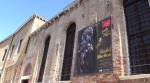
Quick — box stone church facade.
[0,0,150,83]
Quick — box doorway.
[21,79,29,83]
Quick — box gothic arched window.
[61,23,76,81]
[38,36,50,82]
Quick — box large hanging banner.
[75,17,113,75]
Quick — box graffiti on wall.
[75,17,113,75]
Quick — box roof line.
[43,0,85,28]
[0,14,47,44]
[30,0,85,37]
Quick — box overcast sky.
[0,0,74,41]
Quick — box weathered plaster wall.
[1,0,150,83]
[31,17,45,33]
[0,38,12,69]
[1,16,46,83]
[19,0,130,83]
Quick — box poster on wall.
[75,17,113,75]
[96,17,113,73]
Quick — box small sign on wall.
[75,17,113,75]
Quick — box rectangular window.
[2,49,7,61]
[17,39,23,53]
[10,45,15,58]
[25,37,30,54]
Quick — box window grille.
[61,23,76,81]
[124,0,150,74]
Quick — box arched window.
[61,23,76,81]
[38,36,50,82]
[124,0,150,74]
[24,64,32,76]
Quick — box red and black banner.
[75,17,113,75]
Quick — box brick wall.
[19,0,127,82]
[1,0,150,83]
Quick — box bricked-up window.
[17,39,23,53]
[2,49,7,61]
[38,36,50,82]
[124,0,150,74]
[61,23,76,81]
[10,45,15,58]
[24,64,32,76]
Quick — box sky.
[0,0,74,41]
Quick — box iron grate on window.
[61,23,76,81]
[124,0,150,74]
